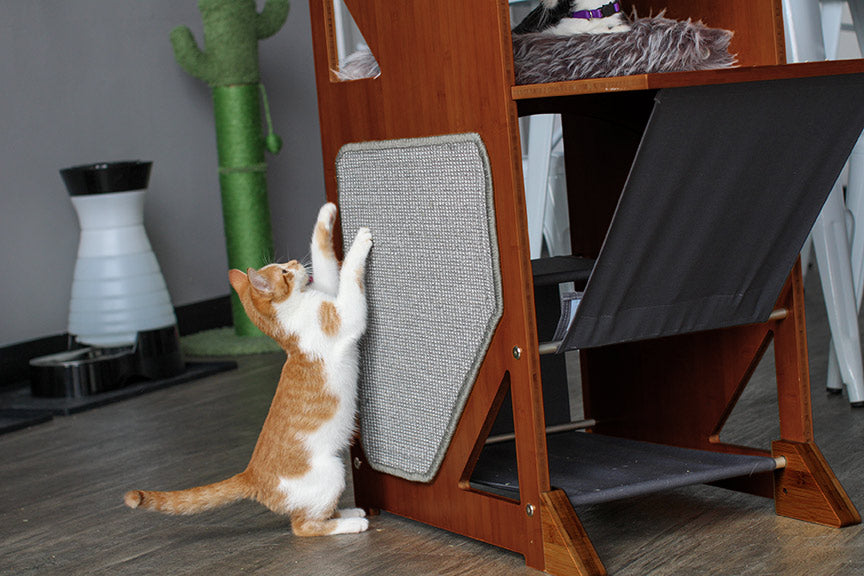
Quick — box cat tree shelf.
[472,431,782,507]
[512,59,864,101]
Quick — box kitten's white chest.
[550,16,629,35]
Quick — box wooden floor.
[3,272,864,576]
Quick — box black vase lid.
[60,161,152,196]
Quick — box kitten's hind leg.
[291,513,370,536]
[328,516,369,534]
[311,203,340,296]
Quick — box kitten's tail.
[124,473,255,515]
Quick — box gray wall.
[0,0,325,347]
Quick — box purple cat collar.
[571,2,621,20]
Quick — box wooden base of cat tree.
[348,264,859,575]
[308,1,862,573]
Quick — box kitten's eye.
[281,269,289,274]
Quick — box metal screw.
[353,457,362,470]
[525,503,535,517]
[513,346,522,359]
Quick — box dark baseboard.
[0,295,233,391]
[175,295,232,337]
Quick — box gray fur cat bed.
[513,14,735,85]
[336,14,734,84]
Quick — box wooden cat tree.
[307,1,864,574]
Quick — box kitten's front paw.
[344,228,372,274]
[352,227,373,254]
[317,202,338,232]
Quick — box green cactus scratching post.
[171,0,289,348]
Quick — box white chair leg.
[826,341,843,393]
[846,4,864,310]
[827,132,864,400]
[812,187,864,405]
[847,0,864,54]
[784,0,827,61]
[801,231,815,278]
[524,114,555,260]
[820,0,845,59]
[847,134,864,306]
[542,142,573,257]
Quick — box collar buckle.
[571,2,622,20]
[599,2,619,17]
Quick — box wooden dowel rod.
[484,419,596,445]
[538,309,789,356]
[769,308,788,321]
[538,341,561,355]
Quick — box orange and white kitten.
[124,203,373,537]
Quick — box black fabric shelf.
[471,430,778,507]
[531,255,595,289]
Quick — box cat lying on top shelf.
[124,203,374,537]
[514,0,631,35]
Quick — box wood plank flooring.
[2,272,864,575]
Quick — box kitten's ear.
[247,268,274,296]
[228,269,248,295]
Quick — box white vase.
[61,161,176,347]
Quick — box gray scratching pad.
[337,134,502,482]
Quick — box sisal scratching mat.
[337,134,502,483]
